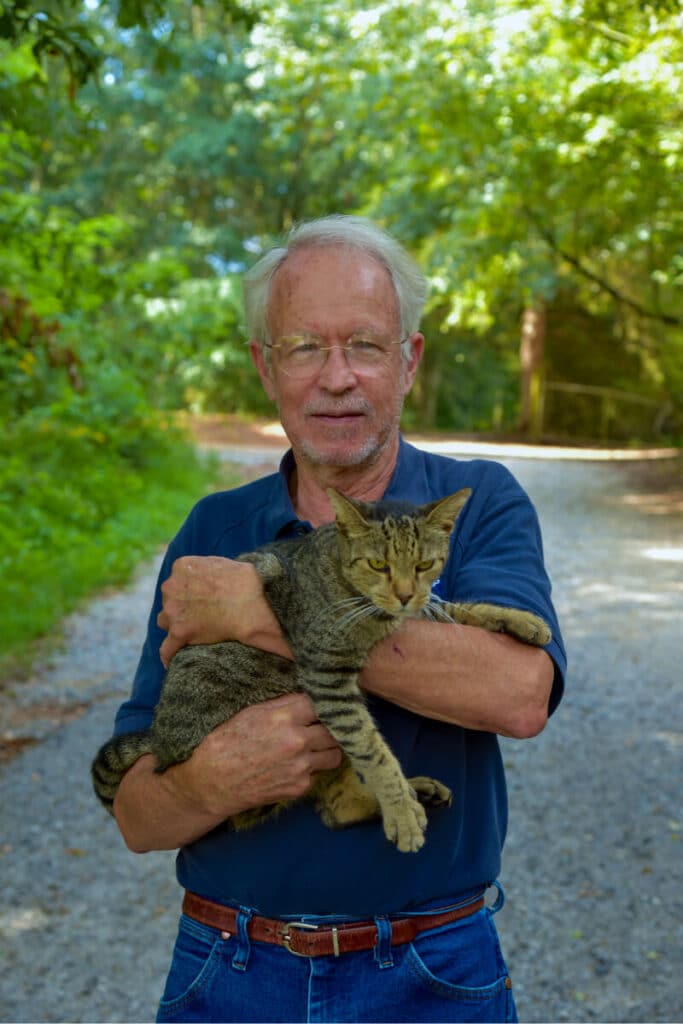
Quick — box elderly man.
[109,215,565,1023]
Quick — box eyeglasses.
[264,333,407,379]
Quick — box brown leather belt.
[182,890,485,958]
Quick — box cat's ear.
[424,488,472,534]
[327,488,371,536]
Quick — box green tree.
[2,0,681,438]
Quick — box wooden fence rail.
[538,382,673,442]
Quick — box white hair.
[243,215,428,351]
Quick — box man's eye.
[278,340,322,363]
[349,338,382,354]
[289,340,319,355]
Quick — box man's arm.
[156,556,555,740]
[114,693,342,853]
[361,619,554,738]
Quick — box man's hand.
[157,556,289,666]
[169,693,343,819]
[114,694,343,852]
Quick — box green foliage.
[0,389,219,659]
[0,0,258,91]
[1,0,682,450]
[123,274,272,413]
[0,289,223,659]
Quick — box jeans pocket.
[405,911,516,1019]
[157,915,225,1020]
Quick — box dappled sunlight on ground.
[412,438,680,462]
[640,545,683,563]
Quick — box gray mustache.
[303,403,371,416]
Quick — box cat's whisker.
[330,595,368,612]
[338,607,374,628]
[329,595,372,626]
[335,601,380,630]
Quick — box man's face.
[250,246,423,471]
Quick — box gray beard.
[295,409,403,470]
[297,434,383,468]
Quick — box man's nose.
[316,345,359,390]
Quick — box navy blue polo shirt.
[114,437,565,917]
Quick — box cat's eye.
[368,558,390,572]
[416,559,435,572]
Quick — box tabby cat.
[92,487,550,853]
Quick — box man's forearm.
[113,695,342,854]
[361,619,555,738]
[114,755,231,853]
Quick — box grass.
[0,419,239,678]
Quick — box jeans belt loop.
[374,915,394,970]
[487,880,506,915]
[231,906,253,972]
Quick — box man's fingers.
[247,695,341,762]
[158,634,181,668]
[305,722,340,753]
[309,739,344,772]
[266,692,320,725]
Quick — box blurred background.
[1,0,681,662]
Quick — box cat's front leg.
[301,668,429,852]
[441,601,551,646]
[361,742,428,852]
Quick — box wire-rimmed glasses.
[264,333,407,379]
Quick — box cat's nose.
[396,591,413,607]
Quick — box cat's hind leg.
[313,762,380,828]
[409,775,452,808]
[314,763,452,830]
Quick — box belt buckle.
[282,921,341,957]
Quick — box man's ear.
[401,332,425,397]
[249,340,277,402]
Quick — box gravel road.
[1,443,681,1024]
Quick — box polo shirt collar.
[272,449,310,538]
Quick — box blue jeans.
[156,886,518,1023]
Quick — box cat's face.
[328,489,472,617]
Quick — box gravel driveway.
[1,443,681,1023]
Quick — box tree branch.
[527,213,682,327]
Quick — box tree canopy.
[2,0,682,439]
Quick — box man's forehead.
[269,244,398,318]
[279,241,381,270]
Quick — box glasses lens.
[272,337,399,378]
[276,338,324,378]
[346,338,392,373]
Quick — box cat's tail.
[91,730,152,815]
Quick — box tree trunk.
[518,302,546,440]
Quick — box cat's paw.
[510,612,551,646]
[382,797,427,852]
[409,776,452,808]
[475,605,551,646]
